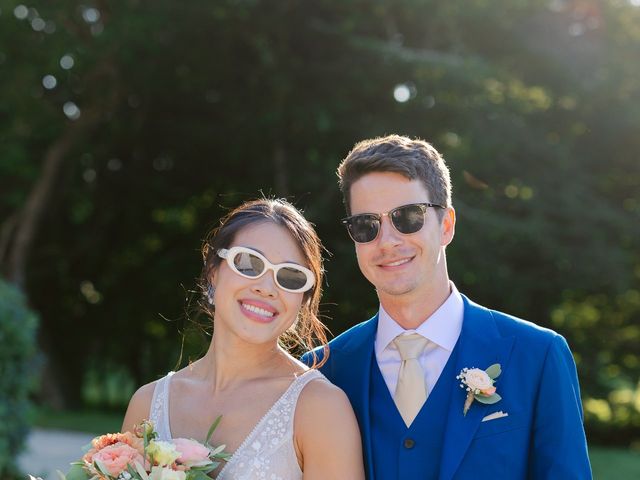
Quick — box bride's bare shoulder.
[296,375,353,419]
[294,374,364,478]
[295,374,358,436]
[121,379,160,433]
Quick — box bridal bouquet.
[52,418,230,480]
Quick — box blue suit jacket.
[308,295,592,479]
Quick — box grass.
[30,407,124,435]
[28,409,640,478]
[590,446,640,479]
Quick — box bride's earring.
[207,284,216,305]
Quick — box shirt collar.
[375,282,464,357]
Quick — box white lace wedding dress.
[149,369,326,480]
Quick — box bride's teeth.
[385,258,410,267]
[242,303,274,317]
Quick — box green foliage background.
[1,0,639,447]
[0,279,38,476]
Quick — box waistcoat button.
[404,438,415,449]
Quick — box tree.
[1,0,638,443]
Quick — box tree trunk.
[0,108,104,409]
[4,120,92,287]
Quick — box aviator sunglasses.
[217,246,315,293]
[342,202,446,244]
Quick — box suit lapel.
[334,316,378,480]
[439,296,515,480]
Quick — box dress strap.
[287,369,326,402]
[149,371,174,441]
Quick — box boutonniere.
[456,363,502,416]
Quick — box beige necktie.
[393,333,428,426]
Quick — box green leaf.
[186,471,213,480]
[143,429,152,470]
[134,460,150,480]
[206,415,223,444]
[475,393,502,405]
[210,443,227,456]
[64,463,90,480]
[94,459,111,477]
[188,465,215,473]
[485,363,502,379]
[127,464,144,480]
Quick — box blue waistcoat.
[369,344,460,480]
[305,296,592,479]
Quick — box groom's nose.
[377,216,403,249]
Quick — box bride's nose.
[251,272,278,298]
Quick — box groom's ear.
[440,207,456,247]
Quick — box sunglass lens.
[348,215,380,243]
[233,251,264,277]
[277,267,308,291]
[391,205,424,234]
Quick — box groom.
[309,135,591,479]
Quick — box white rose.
[148,466,187,480]
[147,440,181,467]
[462,368,493,393]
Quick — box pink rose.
[84,431,144,463]
[480,385,497,396]
[91,442,144,476]
[173,438,211,467]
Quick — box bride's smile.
[211,221,307,346]
[122,199,364,480]
[238,299,278,323]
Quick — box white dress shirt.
[375,282,464,398]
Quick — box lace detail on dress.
[149,371,174,441]
[217,369,325,480]
[148,369,326,479]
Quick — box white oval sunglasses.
[217,246,315,293]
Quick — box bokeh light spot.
[443,132,461,148]
[82,7,100,23]
[60,54,75,70]
[393,84,411,103]
[80,281,102,303]
[14,5,28,19]
[44,20,56,34]
[505,185,519,198]
[42,74,57,89]
[63,101,81,120]
[107,158,123,171]
[83,169,97,183]
[520,186,534,200]
[422,96,435,108]
[31,17,45,31]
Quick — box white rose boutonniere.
[456,363,502,416]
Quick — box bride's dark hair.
[199,198,329,368]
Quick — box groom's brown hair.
[337,134,452,221]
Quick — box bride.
[122,198,364,479]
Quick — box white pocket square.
[482,410,509,422]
